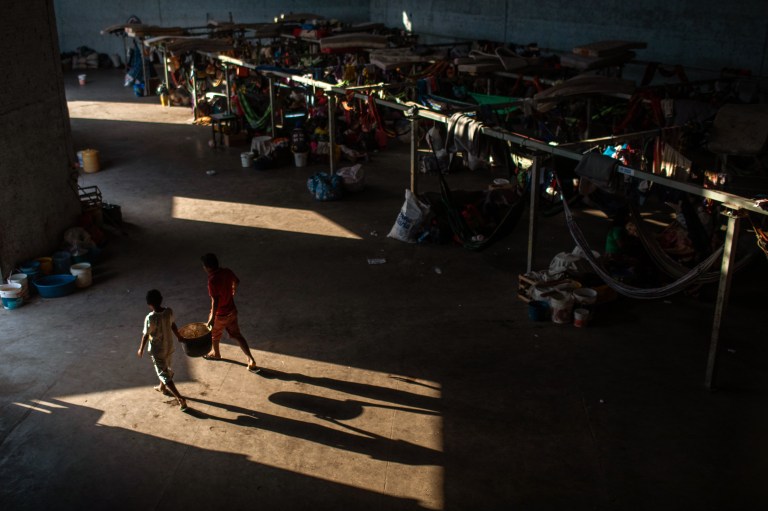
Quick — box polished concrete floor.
[1,69,767,510]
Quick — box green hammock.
[238,91,272,129]
[466,92,523,114]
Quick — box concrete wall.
[371,0,768,76]
[0,0,80,278]
[54,0,371,58]
[55,1,767,76]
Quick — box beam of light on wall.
[172,196,363,240]
[402,11,413,32]
[68,100,194,124]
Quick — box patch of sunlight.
[582,208,670,228]
[643,218,670,228]
[30,399,68,409]
[54,350,443,509]
[171,196,363,240]
[68,100,194,124]
[12,402,52,414]
[581,208,610,219]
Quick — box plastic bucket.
[8,274,29,300]
[549,291,574,324]
[81,149,100,173]
[102,203,123,226]
[0,283,22,298]
[240,152,253,167]
[52,251,72,274]
[294,152,308,167]
[178,322,213,357]
[1,283,23,310]
[78,74,86,85]
[528,300,550,321]
[36,257,53,275]
[573,288,597,306]
[574,308,590,328]
[72,250,89,264]
[20,260,41,275]
[70,262,93,288]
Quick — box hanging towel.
[445,113,485,158]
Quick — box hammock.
[437,171,528,251]
[627,201,756,284]
[237,90,271,129]
[558,176,725,299]
[466,92,522,115]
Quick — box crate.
[517,274,536,303]
[78,185,102,212]
[518,273,583,303]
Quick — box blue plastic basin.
[33,275,77,298]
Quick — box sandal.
[203,354,221,361]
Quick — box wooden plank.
[572,40,647,58]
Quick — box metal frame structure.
[210,53,766,389]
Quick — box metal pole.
[268,77,276,138]
[140,39,149,97]
[526,156,541,272]
[163,49,169,96]
[223,64,232,115]
[408,109,418,194]
[191,61,198,120]
[327,93,337,175]
[705,210,743,390]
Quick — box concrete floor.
[1,69,767,510]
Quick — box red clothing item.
[207,268,239,316]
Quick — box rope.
[748,215,768,260]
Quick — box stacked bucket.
[3,251,94,310]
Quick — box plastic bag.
[387,189,430,243]
[336,164,365,192]
[307,172,343,201]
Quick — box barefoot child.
[137,289,188,411]
[200,253,259,372]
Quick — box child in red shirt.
[201,253,259,372]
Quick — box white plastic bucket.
[573,288,597,306]
[574,308,590,327]
[70,262,93,288]
[8,274,29,300]
[0,283,22,298]
[1,283,23,310]
[294,152,308,167]
[240,152,253,167]
[78,74,87,85]
[549,291,574,324]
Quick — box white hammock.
[560,181,725,299]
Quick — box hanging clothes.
[658,143,692,180]
[444,113,487,170]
